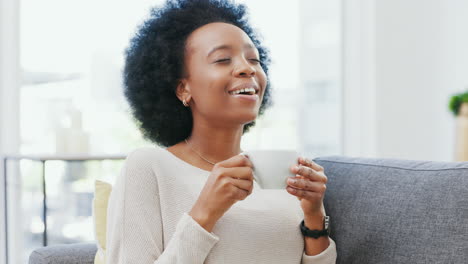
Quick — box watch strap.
[300,216,330,239]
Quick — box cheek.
[204,73,228,97]
[257,69,268,94]
[190,72,230,106]
[190,67,227,92]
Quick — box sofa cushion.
[315,156,468,264]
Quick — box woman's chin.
[218,109,259,126]
[237,112,258,124]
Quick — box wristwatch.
[300,216,330,238]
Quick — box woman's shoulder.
[116,146,171,186]
[124,146,168,166]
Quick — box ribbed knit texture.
[106,147,336,263]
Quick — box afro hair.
[124,0,272,147]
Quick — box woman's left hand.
[286,157,328,217]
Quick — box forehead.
[185,22,257,55]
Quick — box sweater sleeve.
[301,238,337,264]
[105,149,219,264]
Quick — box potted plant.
[449,90,468,161]
[449,91,468,116]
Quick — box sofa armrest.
[29,243,97,264]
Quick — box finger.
[290,165,327,183]
[287,178,326,193]
[219,167,254,181]
[215,154,254,169]
[234,187,250,201]
[286,186,324,200]
[298,157,324,171]
[230,178,254,193]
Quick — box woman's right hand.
[189,154,255,232]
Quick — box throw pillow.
[92,180,112,264]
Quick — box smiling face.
[177,22,268,129]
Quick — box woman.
[106,0,337,263]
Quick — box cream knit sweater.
[106,147,336,263]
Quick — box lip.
[228,82,260,95]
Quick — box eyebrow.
[207,43,256,57]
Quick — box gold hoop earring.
[182,99,189,107]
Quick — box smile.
[228,87,257,95]
[229,93,259,102]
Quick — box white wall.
[375,0,468,161]
[344,0,468,161]
[0,0,20,262]
[0,0,20,152]
[342,0,377,158]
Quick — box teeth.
[229,87,256,95]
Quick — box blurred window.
[20,0,341,157]
[15,0,341,262]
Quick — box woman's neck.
[186,128,243,163]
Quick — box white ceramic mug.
[243,150,300,189]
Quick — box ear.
[176,79,191,103]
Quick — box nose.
[234,58,256,77]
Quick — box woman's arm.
[286,158,337,263]
[303,214,330,255]
[105,149,219,264]
[301,238,337,264]
[301,214,337,263]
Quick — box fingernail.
[287,178,296,184]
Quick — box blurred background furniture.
[3,155,125,264]
[28,155,468,264]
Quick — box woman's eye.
[215,58,231,63]
[250,58,261,64]
[214,58,261,64]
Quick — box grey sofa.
[29,156,468,264]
